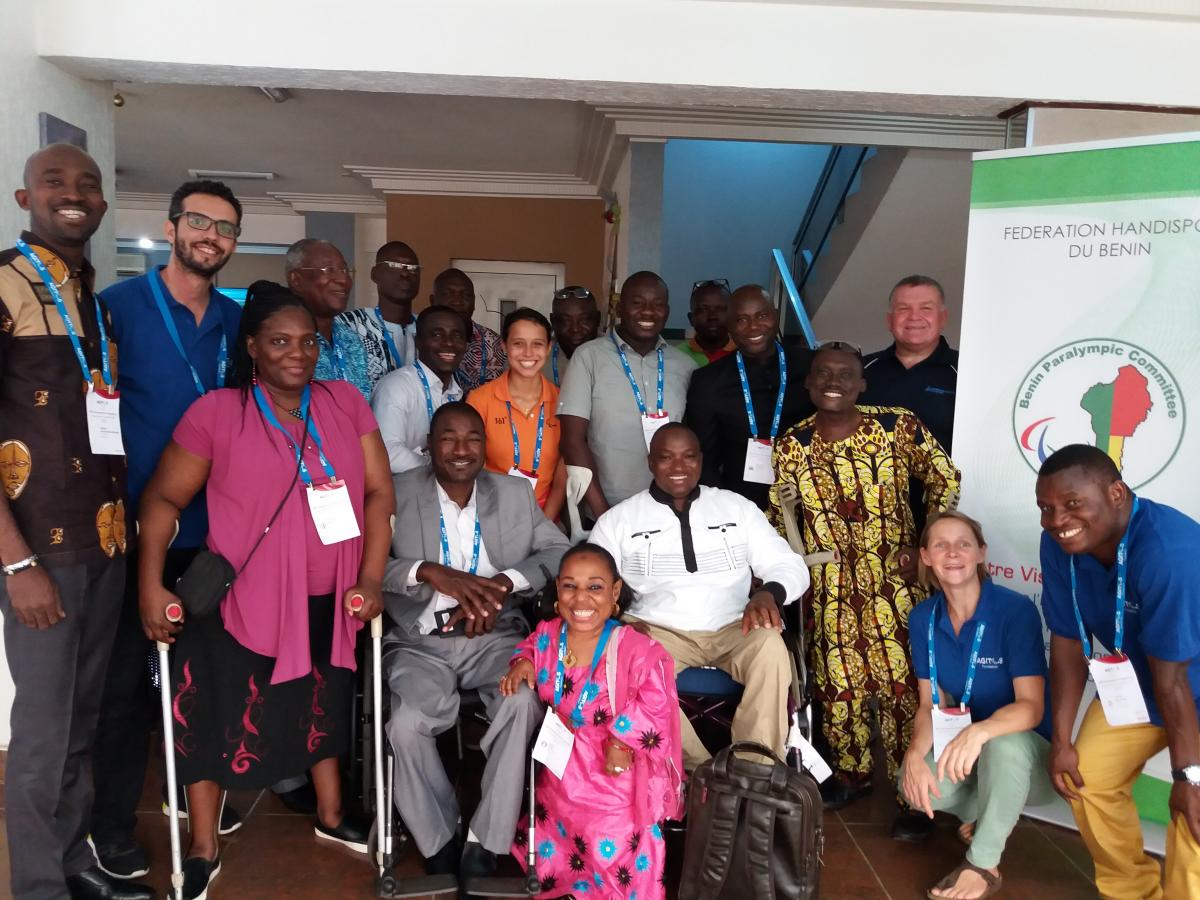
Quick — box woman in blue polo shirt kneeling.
[899,510,1054,900]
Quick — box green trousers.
[898,730,1054,868]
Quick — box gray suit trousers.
[385,620,541,857]
[0,558,124,900]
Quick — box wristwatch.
[1171,765,1200,786]
[1,554,39,576]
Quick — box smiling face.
[505,318,550,379]
[16,144,107,252]
[806,348,865,413]
[728,288,778,358]
[887,283,947,357]
[556,550,622,639]
[1036,466,1127,558]
[648,426,702,501]
[920,516,987,591]
[166,192,238,277]
[617,274,669,344]
[430,408,485,486]
[416,309,468,376]
[246,306,320,393]
[288,242,353,317]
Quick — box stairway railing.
[770,248,817,349]
[791,145,871,298]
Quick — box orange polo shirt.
[467,372,561,508]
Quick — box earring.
[251,361,258,386]
[612,601,620,618]
[554,601,561,616]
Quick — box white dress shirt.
[372,358,464,473]
[407,482,531,634]
[590,485,811,632]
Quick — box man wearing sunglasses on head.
[93,179,246,882]
[340,241,421,390]
[544,285,601,387]
[679,279,735,367]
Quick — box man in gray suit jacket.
[383,402,569,884]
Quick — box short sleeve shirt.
[910,580,1052,739]
[556,332,697,506]
[1040,496,1200,725]
[466,372,561,508]
[315,319,372,400]
[861,338,958,452]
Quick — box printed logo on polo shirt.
[1013,338,1185,489]
[975,656,1005,668]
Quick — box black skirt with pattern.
[169,594,353,790]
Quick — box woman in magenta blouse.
[138,282,394,897]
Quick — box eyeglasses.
[692,278,730,292]
[553,286,594,301]
[295,266,355,279]
[378,260,421,274]
[171,211,241,239]
[816,339,863,357]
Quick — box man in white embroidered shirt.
[590,423,811,768]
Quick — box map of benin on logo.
[1013,338,1185,489]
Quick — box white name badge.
[743,438,774,485]
[532,707,574,779]
[86,388,125,455]
[1089,654,1152,727]
[507,466,539,493]
[641,412,669,450]
[932,706,973,761]
[786,718,833,783]
[306,480,361,545]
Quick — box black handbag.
[173,406,307,617]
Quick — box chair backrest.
[565,464,594,542]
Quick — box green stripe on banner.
[971,141,1200,208]
[1132,774,1171,826]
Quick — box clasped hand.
[420,563,512,636]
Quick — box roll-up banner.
[955,132,1200,846]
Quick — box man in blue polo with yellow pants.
[1037,444,1200,900]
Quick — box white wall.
[114,207,305,247]
[352,215,387,310]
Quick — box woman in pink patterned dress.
[501,542,684,899]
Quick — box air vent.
[187,169,275,181]
[116,253,147,277]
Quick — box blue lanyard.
[1070,495,1139,658]
[554,619,618,727]
[506,400,545,474]
[414,362,437,420]
[252,384,336,487]
[319,323,348,380]
[610,332,664,417]
[438,509,481,575]
[736,343,787,441]
[928,599,986,710]
[16,239,111,391]
[551,343,560,387]
[147,269,227,395]
[373,307,407,368]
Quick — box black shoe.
[66,866,153,900]
[181,856,221,900]
[819,778,873,810]
[87,835,150,879]
[161,787,243,835]
[460,841,498,881]
[274,781,319,816]
[424,835,463,876]
[891,809,936,842]
[315,811,370,854]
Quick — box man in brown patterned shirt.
[0,144,149,900]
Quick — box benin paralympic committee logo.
[1013,338,1185,489]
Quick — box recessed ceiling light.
[137,237,155,249]
[188,169,275,181]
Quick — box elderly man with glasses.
[340,241,422,389]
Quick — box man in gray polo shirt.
[558,271,697,516]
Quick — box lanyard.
[148,269,227,395]
[506,400,545,474]
[319,323,348,380]
[554,618,618,726]
[439,508,481,575]
[1070,495,1139,658]
[16,239,111,391]
[252,384,336,487]
[610,332,664,417]
[414,362,437,420]
[929,599,986,710]
[737,342,788,441]
[373,307,407,368]
[551,343,560,387]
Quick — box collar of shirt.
[612,329,669,355]
[936,578,996,640]
[649,481,700,515]
[417,357,464,403]
[19,230,95,288]
[688,336,736,362]
[877,336,956,370]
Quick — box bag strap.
[697,789,741,897]
[745,800,778,900]
[236,399,309,578]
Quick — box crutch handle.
[371,615,383,639]
[165,602,184,623]
[349,592,365,612]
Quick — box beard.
[175,235,230,277]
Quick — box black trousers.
[89,547,198,847]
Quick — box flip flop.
[957,821,976,846]
[927,860,1002,900]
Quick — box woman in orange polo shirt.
[467,308,566,521]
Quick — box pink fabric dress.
[510,620,684,900]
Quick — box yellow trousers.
[1071,700,1200,900]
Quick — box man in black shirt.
[861,274,958,452]
[684,285,813,509]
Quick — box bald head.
[648,422,698,455]
[648,423,701,504]
[16,143,107,258]
[22,143,100,189]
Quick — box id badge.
[932,706,973,761]
[1089,654,1151,726]
[532,707,575,779]
[786,715,832,783]
[507,466,539,493]
[86,387,125,455]
[641,412,669,450]
[306,479,361,545]
[743,438,774,484]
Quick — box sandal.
[957,821,976,846]
[927,860,1002,900]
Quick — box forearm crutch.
[159,601,186,900]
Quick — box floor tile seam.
[1030,819,1093,882]
[837,811,895,900]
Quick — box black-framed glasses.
[378,260,421,274]
[816,339,863,357]
[295,265,355,279]
[553,286,595,301]
[171,211,241,239]
[692,278,731,293]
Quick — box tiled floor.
[0,745,1102,899]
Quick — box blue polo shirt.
[910,580,1052,740]
[100,268,242,548]
[1040,496,1200,726]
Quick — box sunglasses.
[295,265,355,279]
[378,260,421,274]
[554,286,595,301]
[692,278,731,292]
[816,339,864,357]
[172,211,241,239]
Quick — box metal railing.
[770,248,817,349]
[791,145,871,296]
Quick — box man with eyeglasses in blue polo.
[93,179,246,880]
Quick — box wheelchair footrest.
[462,874,534,897]
[378,873,458,897]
